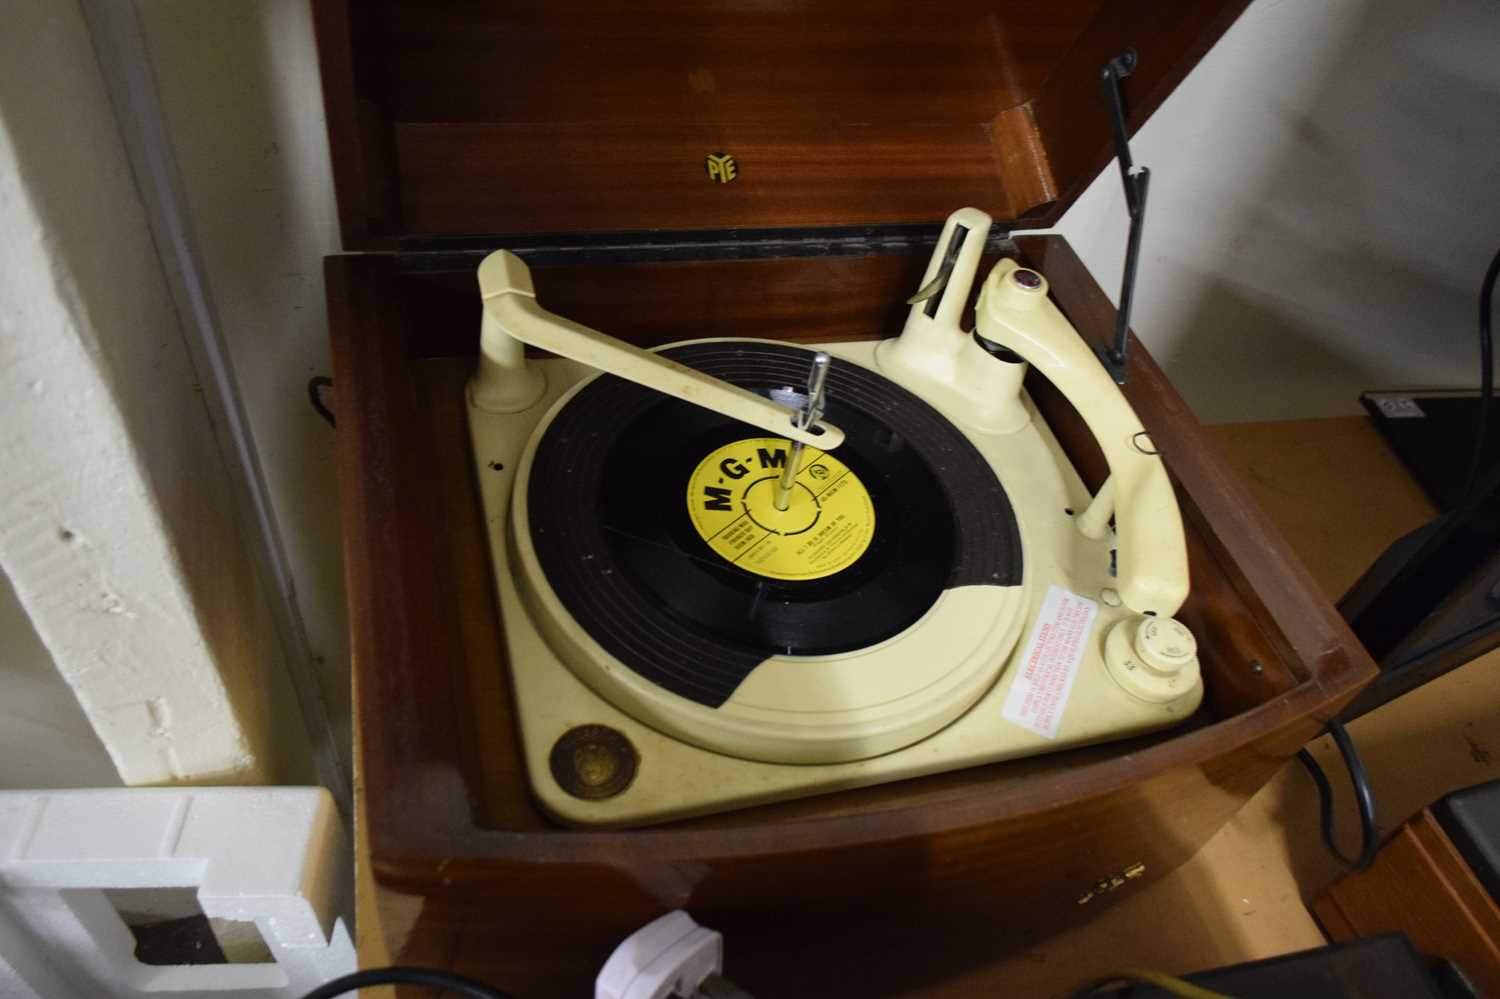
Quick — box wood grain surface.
[327,234,1375,997]
[1315,809,1500,997]
[310,0,1252,245]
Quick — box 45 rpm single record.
[522,341,1023,710]
[684,437,874,582]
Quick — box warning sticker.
[685,437,874,581]
[1002,585,1100,739]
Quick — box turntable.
[468,208,1203,825]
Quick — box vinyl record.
[525,341,1022,708]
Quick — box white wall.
[1055,0,1500,422]
[0,0,314,787]
[0,570,119,789]
[133,0,350,756]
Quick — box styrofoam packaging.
[0,788,353,997]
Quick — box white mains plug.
[597,911,756,999]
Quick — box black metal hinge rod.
[1098,49,1151,385]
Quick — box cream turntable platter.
[466,207,1201,827]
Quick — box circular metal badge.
[549,725,638,800]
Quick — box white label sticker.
[1369,394,1424,419]
[1002,585,1100,739]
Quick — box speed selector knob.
[1103,615,1201,704]
[1134,617,1197,675]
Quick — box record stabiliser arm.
[471,250,844,450]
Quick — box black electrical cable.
[308,375,336,428]
[1461,246,1500,506]
[300,966,515,999]
[1296,719,1378,872]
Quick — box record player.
[468,208,1204,825]
[316,1,1379,992]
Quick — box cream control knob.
[1103,615,1202,704]
[1134,616,1197,676]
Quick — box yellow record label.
[685,437,874,581]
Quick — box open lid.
[313,1,1250,251]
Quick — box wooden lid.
[313,1,1249,251]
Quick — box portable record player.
[315,1,1378,994]
[467,208,1205,825]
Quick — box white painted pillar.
[0,1,315,786]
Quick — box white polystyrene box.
[0,788,353,998]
